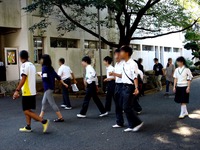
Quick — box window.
[130,44,140,51]
[84,40,107,49]
[33,37,43,63]
[50,37,78,48]
[142,45,153,51]
[164,47,171,52]
[173,48,180,53]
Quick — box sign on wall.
[6,50,17,65]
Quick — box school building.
[0,0,193,81]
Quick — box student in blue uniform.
[120,46,143,132]
[173,57,193,119]
[77,56,108,118]
[103,56,115,112]
[39,54,68,122]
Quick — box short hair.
[59,58,65,64]
[103,56,113,64]
[20,50,29,60]
[82,56,91,64]
[120,45,133,56]
[114,49,120,53]
[41,54,52,67]
[154,58,158,62]
[138,58,143,64]
[176,56,187,67]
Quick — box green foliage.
[184,30,200,66]
[24,0,200,47]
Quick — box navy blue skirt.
[174,86,189,103]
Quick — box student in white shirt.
[58,58,77,110]
[109,49,124,127]
[77,56,108,118]
[120,46,143,132]
[103,56,115,112]
[173,56,193,119]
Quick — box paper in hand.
[37,72,42,77]
[71,84,79,92]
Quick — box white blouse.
[173,66,193,87]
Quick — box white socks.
[180,104,188,117]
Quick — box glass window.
[34,37,43,47]
[130,44,140,51]
[142,45,153,51]
[173,48,179,52]
[84,40,107,49]
[33,37,43,63]
[67,39,78,48]
[164,47,171,52]
[50,37,78,48]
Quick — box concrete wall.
[0,0,21,28]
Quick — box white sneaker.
[99,112,108,117]
[133,122,144,132]
[65,107,72,110]
[179,112,189,119]
[124,128,133,132]
[112,124,123,128]
[77,114,86,118]
[61,105,66,108]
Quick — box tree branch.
[136,27,161,32]
[132,20,199,40]
[57,4,119,47]
[129,0,161,39]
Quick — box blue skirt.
[174,86,189,103]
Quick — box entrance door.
[4,48,20,81]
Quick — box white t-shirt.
[122,59,138,84]
[114,61,123,83]
[106,65,115,79]
[85,65,98,85]
[173,66,193,87]
[58,64,72,80]
[20,62,36,96]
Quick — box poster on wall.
[6,50,17,65]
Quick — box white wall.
[0,0,21,28]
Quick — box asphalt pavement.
[0,78,200,150]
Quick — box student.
[77,56,108,118]
[138,58,145,96]
[120,46,143,132]
[173,57,193,119]
[58,58,77,110]
[103,56,115,112]
[109,49,124,127]
[133,68,143,114]
[138,58,144,73]
[13,50,49,133]
[39,54,68,122]
[153,58,164,91]
[165,58,175,95]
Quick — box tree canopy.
[184,30,200,66]
[24,0,200,48]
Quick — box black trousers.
[122,84,142,128]
[62,78,71,107]
[114,83,124,126]
[105,80,115,112]
[133,95,142,113]
[80,82,106,115]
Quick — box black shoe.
[54,118,64,122]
